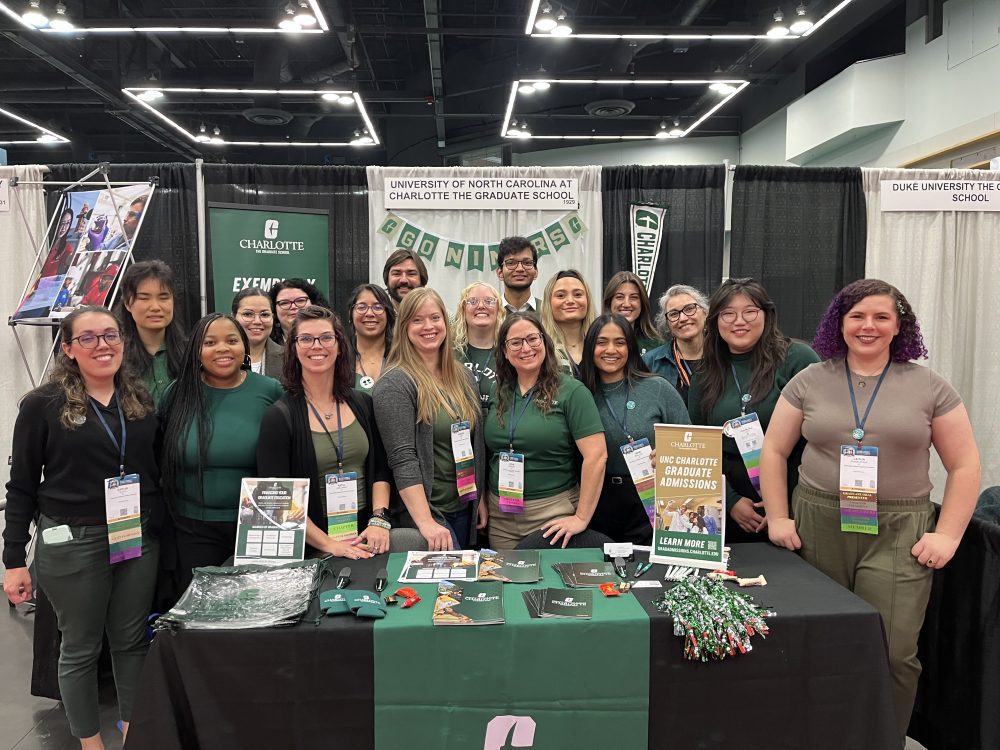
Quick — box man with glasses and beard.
[496,236,541,313]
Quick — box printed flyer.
[234,478,308,566]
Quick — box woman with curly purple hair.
[760,278,981,741]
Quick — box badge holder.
[451,420,478,503]
[326,472,360,542]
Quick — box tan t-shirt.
[780,358,962,497]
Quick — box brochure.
[478,549,540,583]
[432,581,505,625]
[233,478,308,566]
[551,562,616,588]
[522,587,593,620]
[398,550,480,583]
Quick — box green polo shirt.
[144,343,172,407]
[485,373,604,500]
[457,344,497,414]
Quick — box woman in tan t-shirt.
[760,278,980,740]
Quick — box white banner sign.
[630,203,667,292]
[880,180,1000,211]
[0,177,9,213]
[384,177,578,211]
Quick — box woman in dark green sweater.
[160,313,283,593]
[688,278,819,544]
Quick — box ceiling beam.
[423,0,446,149]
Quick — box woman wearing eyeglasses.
[232,287,283,380]
[688,278,819,543]
[484,312,607,550]
[602,272,660,356]
[159,313,283,593]
[268,278,330,345]
[4,306,160,748]
[453,281,506,414]
[643,284,709,406]
[374,288,485,551]
[540,269,597,376]
[258,306,399,560]
[346,283,395,393]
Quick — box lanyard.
[89,396,126,478]
[307,400,345,473]
[357,352,387,380]
[507,387,536,451]
[673,341,693,387]
[845,359,891,444]
[601,383,634,442]
[730,363,752,416]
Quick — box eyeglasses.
[719,308,761,324]
[352,303,387,315]
[502,258,536,270]
[465,297,498,308]
[69,331,122,349]
[294,333,337,348]
[275,296,310,310]
[237,310,273,322]
[666,303,702,322]
[505,332,543,351]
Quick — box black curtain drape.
[203,165,369,314]
[601,165,725,302]
[45,163,201,327]
[729,166,866,341]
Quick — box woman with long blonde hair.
[453,280,506,414]
[539,269,596,376]
[373,288,485,550]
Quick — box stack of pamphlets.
[398,551,480,583]
[551,562,616,588]
[478,549,541,583]
[432,580,505,625]
[522,588,593,620]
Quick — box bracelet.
[368,517,392,530]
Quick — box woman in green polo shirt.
[453,280,505,415]
[160,313,283,594]
[484,311,607,550]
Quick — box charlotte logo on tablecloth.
[376,211,587,272]
[484,715,536,750]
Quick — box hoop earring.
[243,353,252,370]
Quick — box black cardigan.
[256,390,394,539]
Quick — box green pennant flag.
[444,241,465,269]
[487,243,500,271]
[466,244,485,272]
[565,212,587,240]
[416,232,440,261]
[377,212,403,240]
[396,223,420,251]
[545,221,571,252]
[527,230,551,258]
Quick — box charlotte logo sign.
[629,202,668,293]
[484,715,536,750]
[208,203,330,308]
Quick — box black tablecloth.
[125,544,899,750]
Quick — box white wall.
[512,136,738,167]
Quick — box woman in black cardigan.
[256,306,393,559]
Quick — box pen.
[634,562,653,578]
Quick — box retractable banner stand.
[207,203,330,310]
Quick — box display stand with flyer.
[651,424,727,569]
[234,478,308,566]
[6,163,157,387]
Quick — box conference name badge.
[451,421,478,503]
[838,445,878,535]
[620,438,655,528]
[105,474,142,564]
[326,472,360,542]
[498,451,525,513]
[724,412,764,494]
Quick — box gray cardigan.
[373,367,485,545]
[263,338,285,381]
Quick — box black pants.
[590,475,653,545]
[173,515,239,595]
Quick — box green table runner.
[375,548,649,749]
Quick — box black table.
[125,543,899,750]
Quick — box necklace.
[601,378,627,391]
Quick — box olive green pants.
[793,483,935,742]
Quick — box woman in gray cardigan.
[373,288,486,551]
[232,288,284,380]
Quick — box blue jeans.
[440,505,473,549]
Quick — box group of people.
[1,236,982,747]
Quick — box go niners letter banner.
[208,203,330,310]
[367,166,603,310]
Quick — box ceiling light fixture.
[550,11,573,36]
[789,3,813,34]
[532,69,551,91]
[655,120,669,139]
[293,0,316,26]
[709,82,736,94]
[518,83,536,95]
[47,1,72,30]
[209,126,224,145]
[0,105,70,144]
[669,118,684,137]
[195,123,210,142]
[21,0,46,26]
[137,89,165,102]
[351,128,375,146]
[278,3,301,32]
[519,120,532,138]
[767,8,789,37]
[507,120,522,137]
[36,133,61,143]
[534,3,557,32]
